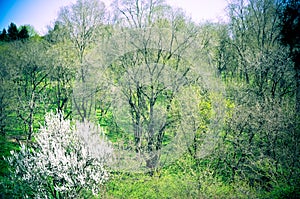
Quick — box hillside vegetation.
[0,0,299,198]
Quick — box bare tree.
[58,0,106,121]
[93,0,224,171]
[112,0,167,28]
[213,0,299,187]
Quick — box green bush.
[263,183,300,199]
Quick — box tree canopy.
[0,23,30,42]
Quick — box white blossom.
[5,112,113,198]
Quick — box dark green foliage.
[0,136,24,198]
[279,0,300,50]
[263,181,300,199]
[279,0,300,116]
[0,29,8,41]
[18,26,29,40]
[1,23,30,42]
[7,23,18,40]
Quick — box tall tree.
[7,23,18,41]
[103,0,215,170]
[58,0,106,121]
[213,0,298,188]
[5,40,50,142]
[46,29,76,118]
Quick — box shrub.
[5,112,113,198]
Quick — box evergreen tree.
[7,22,19,40]
[0,28,8,41]
[18,26,29,40]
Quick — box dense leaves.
[0,23,29,42]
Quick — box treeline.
[0,0,299,198]
[0,23,30,41]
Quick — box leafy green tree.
[0,44,11,136]
[24,25,38,37]
[2,40,51,142]
[45,21,68,43]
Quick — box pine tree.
[7,22,18,40]
[18,26,29,40]
[0,28,8,41]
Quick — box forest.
[0,0,299,198]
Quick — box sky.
[0,0,228,35]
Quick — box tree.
[97,0,221,170]
[112,0,167,28]
[23,25,38,37]
[0,28,8,41]
[212,0,298,189]
[3,40,51,142]
[0,43,13,136]
[278,1,300,193]
[47,46,76,119]
[18,26,29,40]
[7,22,19,41]
[1,24,33,42]
[45,23,77,119]
[57,0,107,121]
[4,112,113,198]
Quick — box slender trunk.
[28,92,35,141]
[134,115,142,153]
[147,101,155,152]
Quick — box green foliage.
[0,136,27,198]
[262,181,300,199]
[0,23,31,42]
[0,0,299,198]
[104,154,260,199]
[106,171,196,198]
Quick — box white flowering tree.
[5,112,113,198]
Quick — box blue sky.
[0,0,228,35]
